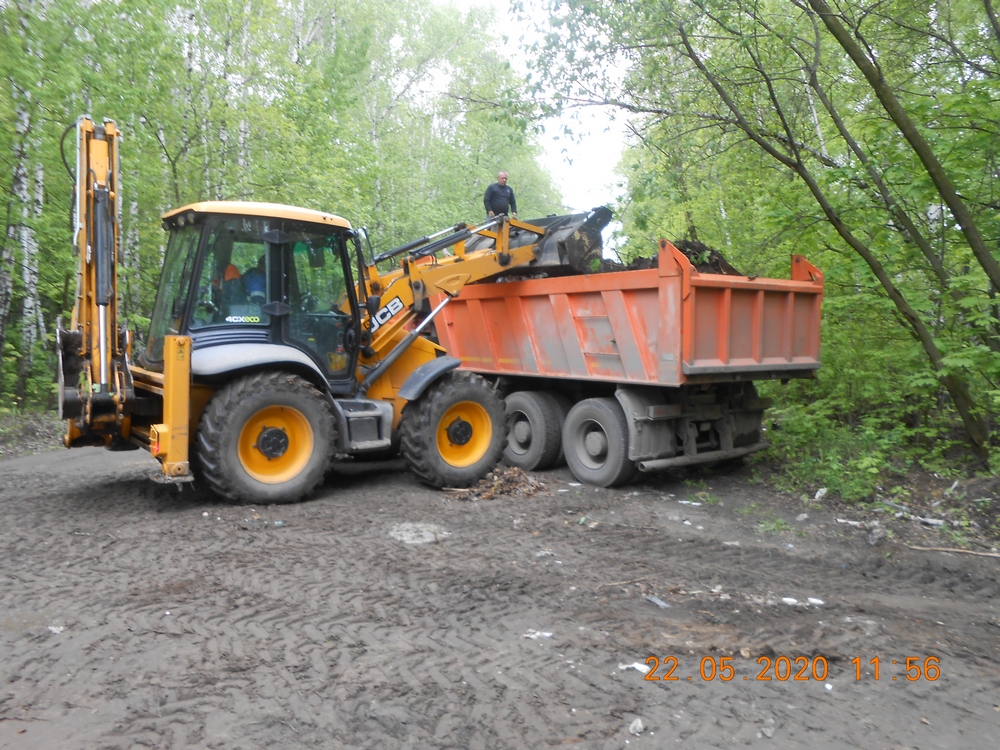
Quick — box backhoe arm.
[57,116,134,446]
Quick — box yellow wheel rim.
[237,405,314,484]
[436,401,492,468]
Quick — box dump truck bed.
[434,240,823,386]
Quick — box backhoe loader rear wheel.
[399,371,506,488]
[196,371,335,503]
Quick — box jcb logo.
[369,297,405,332]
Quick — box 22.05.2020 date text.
[642,655,941,682]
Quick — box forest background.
[2,0,999,501]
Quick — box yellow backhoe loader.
[56,116,611,503]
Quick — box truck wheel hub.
[512,417,531,444]
[446,417,473,446]
[256,426,289,459]
[584,429,608,458]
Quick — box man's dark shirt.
[484,182,517,216]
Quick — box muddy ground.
[0,444,998,749]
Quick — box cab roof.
[162,201,351,229]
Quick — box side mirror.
[366,294,381,316]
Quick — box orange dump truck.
[434,239,824,486]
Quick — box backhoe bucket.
[466,206,613,275]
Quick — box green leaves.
[0,0,563,403]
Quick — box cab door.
[278,227,360,391]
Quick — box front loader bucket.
[466,206,613,275]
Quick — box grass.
[736,502,759,516]
[693,491,722,505]
[758,519,792,534]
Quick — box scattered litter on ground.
[808,598,825,606]
[683,520,692,526]
[868,526,887,546]
[782,597,799,605]
[837,518,863,528]
[535,549,555,558]
[825,683,833,691]
[723,540,740,547]
[388,522,451,544]
[523,629,553,640]
[619,662,651,674]
[678,500,702,506]
[916,516,945,527]
[882,501,910,513]
[202,511,209,517]
[814,488,828,501]
[568,482,582,487]
[47,625,64,634]
[645,595,671,609]
[447,467,541,501]
[796,513,809,521]
[629,718,645,735]
[905,545,1000,559]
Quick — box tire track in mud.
[0,450,998,748]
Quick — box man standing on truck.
[484,171,517,220]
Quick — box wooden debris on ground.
[445,466,542,501]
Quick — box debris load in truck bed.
[597,239,743,276]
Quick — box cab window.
[189,218,271,330]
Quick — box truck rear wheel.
[196,371,335,503]
[540,390,573,466]
[503,391,563,471]
[400,371,506,488]
[563,397,634,487]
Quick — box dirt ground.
[0,445,998,749]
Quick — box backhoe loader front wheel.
[399,371,506,488]
[196,372,335,503]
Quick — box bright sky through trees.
[434,0,628,213]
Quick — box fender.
[397,357,462,401]
[191,343,327,383]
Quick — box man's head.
[497,171,508,186]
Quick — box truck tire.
[400,371,506,488]
[196,371,335,503]
[540,390,574,465]
[503,391,563,471]
[563,397,634,487]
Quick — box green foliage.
[531,0,1000,486]
[758,519,791,534]
[0,0,563,406]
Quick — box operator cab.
[141,202,364,393]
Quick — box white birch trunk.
[12,95,42,399]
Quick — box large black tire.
[562,397,634,487]
[196,371,336,503]
[503,391,563,471]
[540,389,574,466]
[399,371,507,488]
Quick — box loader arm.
[360,216,542,355]
[352,210,611,416]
